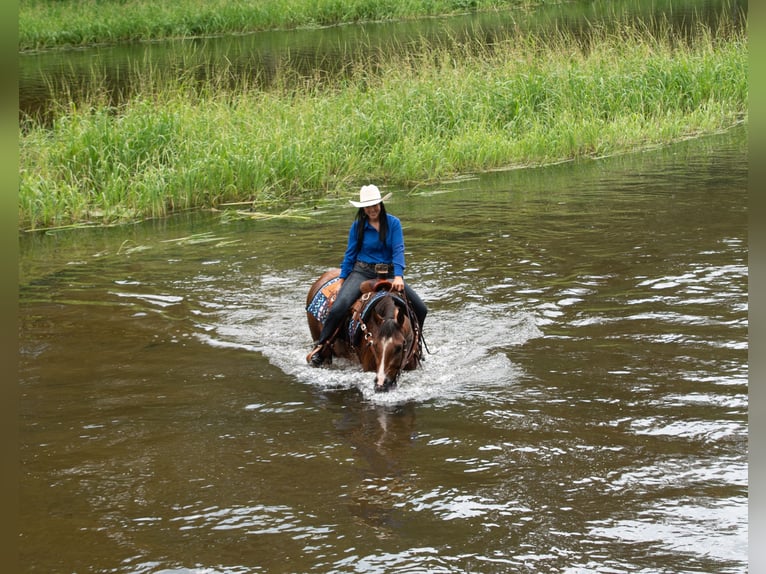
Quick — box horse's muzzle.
[374,376,397,393]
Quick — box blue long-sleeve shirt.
[339,213,406,279]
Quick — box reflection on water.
[19,127,747,572]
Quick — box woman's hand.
[392,276,405,292]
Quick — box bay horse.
[306,268,422,392]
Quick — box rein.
[398,289,426,369]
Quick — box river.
[18,123,748,572]
[18,0,749,571]
[18,0,748,124]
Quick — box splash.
[196,270,543,406]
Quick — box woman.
[307,184,427,367]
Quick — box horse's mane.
[378,317,400,338]
[375,296,410,338]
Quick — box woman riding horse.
[307,184,427,367]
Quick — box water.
[18,125,748,573]
[18,0,747,124]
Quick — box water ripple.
[170,504,335,537]
[194,270,541,406]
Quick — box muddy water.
[18,126,747,573]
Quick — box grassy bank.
[19,21,747,231]
[19,0,536,52]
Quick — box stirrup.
[306,343,325,366]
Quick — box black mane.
[374,296,408,338]
[378,318,400,338]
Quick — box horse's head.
[366,295,413,392]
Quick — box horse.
[306,268,422,392]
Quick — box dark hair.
[355,202,388,248]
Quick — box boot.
[306,343,326,367]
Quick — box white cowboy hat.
[349,184,392,208]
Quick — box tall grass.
[19,19,748,231]
[19,0,534,51]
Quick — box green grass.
[19,0,538,51]
[18,19,748,231]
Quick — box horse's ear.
[396,307,405,326]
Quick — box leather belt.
[355,261,391,275]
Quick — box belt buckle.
[374,263,390,277]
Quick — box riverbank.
[19,0,538,52]
[18,19,747,232]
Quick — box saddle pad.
[306,276,342,324]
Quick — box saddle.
[306,276,394,323]
[360,277,393,294]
